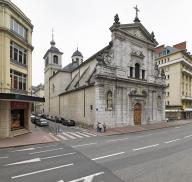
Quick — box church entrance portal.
[134,103,141,125]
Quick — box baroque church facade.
[44,12,165,128]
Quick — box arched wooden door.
[134,103,141,125]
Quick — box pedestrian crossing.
[49,131,97,141]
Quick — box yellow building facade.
[0,0,44,138]
[155,42,192,120]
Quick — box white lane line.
[0,156,8,159]
[10,148,35,152]
[5,158,40,166]
[57,134,68,140]
[75,132,91,137]
[11,163,73,179]
[175,126,180,129]
[106,137,129,143]
[164,139,181,144]
[72,142,97,148]
[41,152,76,160]
[184,134,192,139]
[57,180,64,182]
[62,132,76,139]
[35,144,58,149]
[81,131,96,136]
[5,152,76,166]
[133,144,159,152]
[66,171,104,182]
[92,152,125,161]
[67,132,84,138]
[29,148,63,155]
[137,134,153,138]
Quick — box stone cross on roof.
[134,5,140,23]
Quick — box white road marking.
[92,152,125,161]
[164,139,181,144]
[75,132,91,137]
[175,126,180,129]
[5,158,40,166]
[81,131,96,136]
[41,152,76,160]
[35,144,58,149]
[67,132,84,138]
[0,156,8,159]
[5,152,76,166]
[49,133,60,141]
[184,134,192,139]
[11,163,73,179]
[62,132,76,139]
[10,148,35,152]
[137,134,153,138]
[66,171,104,182]
[72,142,97,148]
[106,137,129,143]
[57,134,68,140]
[133,144,159,151]
[29,147,63,155]
[57,180,64,182]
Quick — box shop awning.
[0,93,45,102]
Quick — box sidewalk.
[89,119,192,136]
[1,119,192,149]
[0,125,55,149]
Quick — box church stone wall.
[60,86,95,126]
[95,77,165,128]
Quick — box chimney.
[155,45,165,54]
[173,41,186,50]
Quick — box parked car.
[35,118,49,127]
[30,115,36,124]
[62,119,75,126]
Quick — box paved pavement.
[0,119,192,148]
[88,119,192,136]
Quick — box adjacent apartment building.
[155,42,192,120]
[32,84,44,114]
[0,0,44,138]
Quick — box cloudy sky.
[12,0,192,86]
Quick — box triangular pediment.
[117,23,158,46]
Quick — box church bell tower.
[43,31,63,114]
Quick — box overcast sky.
[12,0,192,86]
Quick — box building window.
[53,55,58,64]
[135,63,140,79]
[142,70,145,80]
[10,69,27,91]
[107,91,113,110]
[11,18,27,40]
[167,101,170,105]
[10,41,27,66]
[130,67,133,77]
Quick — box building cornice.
[0,27,34,50]
[0,0,33,29]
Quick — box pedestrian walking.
[103,123,106,132]
[98,122,103,132]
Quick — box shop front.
[11,101,28,131]
[0,93,44,138]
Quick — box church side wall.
[60,86,95,126]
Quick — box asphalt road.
[1,123,192,182]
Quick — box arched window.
[53,55,58,64]
[107,91,113,109]
[135,63,140,79]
